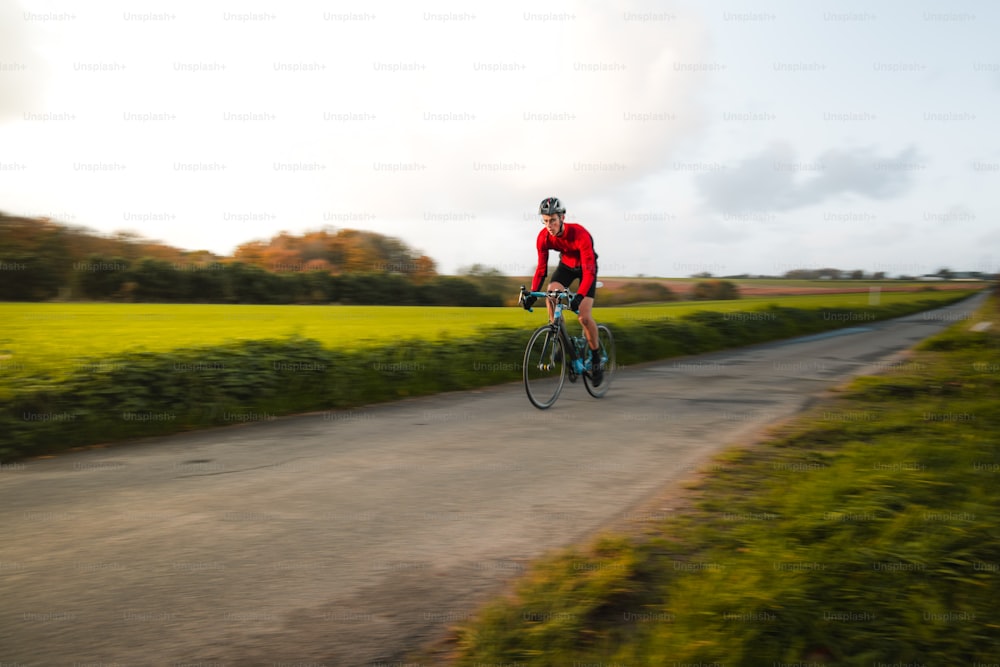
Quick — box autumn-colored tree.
[232,240,266,265]
[411,255,437,284]
[303,258,333,272]
[1,214,73,299]
[232,227,436,278]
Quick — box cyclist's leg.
[547,263,576,324]
[576,269,599,350]
[578,297,599,350]
[545,280,565,323]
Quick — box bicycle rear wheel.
[523,325,566,409]
[584,324,616,398]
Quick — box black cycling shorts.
[550,262,598,299]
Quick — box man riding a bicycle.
[523,196,603,386]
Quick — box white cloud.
[1,0,996,278]
[0,0,47,120]
[2,0,710,264]
[694,143,923,214]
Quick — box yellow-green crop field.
[0,290,979,385]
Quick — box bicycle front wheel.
[523,325,566,409]
[584,324,616,398]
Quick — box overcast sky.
[1,0,997,277]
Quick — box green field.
[0,291,968,384]
[0,289,985,459]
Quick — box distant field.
[600,277,987,296]
[0,290,981,384]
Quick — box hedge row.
[0,295,974,460]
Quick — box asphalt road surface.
[0,293,986,667]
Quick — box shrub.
[600,282,680,306]
[689,280,741,300]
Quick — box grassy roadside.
[444,292,1000,665]
[0,290,981,460]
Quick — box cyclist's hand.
[522,295,537,311]
[570,293,584,313]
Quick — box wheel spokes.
[524,327,566,409]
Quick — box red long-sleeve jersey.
[531,222,598,295]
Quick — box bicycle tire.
[583,324,616,398]
[523,324,567,409]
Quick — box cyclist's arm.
[531,233,549,292]
[576,231,598,297]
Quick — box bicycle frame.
[520,287,591,376]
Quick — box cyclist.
[522,196,603,386]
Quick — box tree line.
[0,213,505,305]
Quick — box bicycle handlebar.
[518,285,576,312]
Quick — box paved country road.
[0,293,987,667]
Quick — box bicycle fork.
[539,331,560,371]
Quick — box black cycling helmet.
[538,197,566,215]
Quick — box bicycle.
[518,285,616,409]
